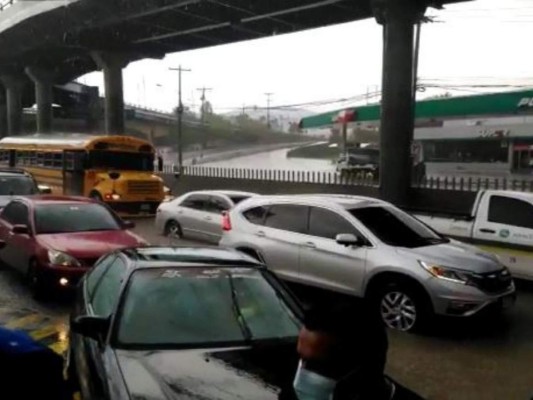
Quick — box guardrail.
[160,165,533,193]
[0,0,15,11]
[414,175,533,192]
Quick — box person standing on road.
[280,302,424,400]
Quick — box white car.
[155,190,257,243]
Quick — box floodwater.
[204,147,334,172]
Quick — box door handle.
[479,228,496,234]
[255,231,266,238]
[205,216,213,221]
[303,242,317,249]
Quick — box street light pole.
[264,92,273,129]
[169,65,191,173]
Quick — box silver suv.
[220,195,516,332]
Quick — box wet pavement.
[0,218,531,400]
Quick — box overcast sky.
[80,0,533,117]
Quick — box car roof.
[121,246,262,269]
[0,168,34,177]
[186,190,257,197]
[237,194,388,209]
[18,195,96,205]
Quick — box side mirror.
[109,171,121,181]
[12,224,30,235]
[123,220,135,229]
[71,316,109,341]
[38,185,52,194]
[157,157,164,172]
[0,239,6,250]
[336,233,364,247]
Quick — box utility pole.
[169,65,191,173]
[264,92,273,129]
[197,87,212,150]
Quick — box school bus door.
[63,150,86,196]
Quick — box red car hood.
[37,230,145,259]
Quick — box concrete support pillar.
[25,67,54,133]
[92,52,129,135]
[0,86,7,138]
[372,0,426,206]
[0,74,26,136]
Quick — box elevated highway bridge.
[0,0,470,204]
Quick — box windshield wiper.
[226,272,253,342]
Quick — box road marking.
[0,308,69,355]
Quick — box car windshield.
[116,268,301,348]
[35,203,121,234]
[0,176,38,196]
[349,206,448,248]
[88,151,154,171]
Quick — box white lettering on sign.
[517,98,533,108]
[478,129,510,138]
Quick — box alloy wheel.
[380,291,417,331]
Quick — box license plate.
[140,204,151,211]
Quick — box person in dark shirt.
[280,301,424,400]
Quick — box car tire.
[372,281,431,333]
[27,259,48,300]
[164,220,182,239]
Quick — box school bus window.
[88,151,154,172]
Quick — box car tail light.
[222,211,232,231]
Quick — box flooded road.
[204,147,334,172]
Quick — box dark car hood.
[37,230,144,258]
[116,342,299,400]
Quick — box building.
[300,89,533,178]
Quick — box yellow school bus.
[0,133,165,215]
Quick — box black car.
[0,168,50,208]
[68,247,303,400]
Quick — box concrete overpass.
[0,0,470,205]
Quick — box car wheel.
[27,259,48,300]
[375,282,429,332]
[164,220,182,239]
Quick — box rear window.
[0,176,38,196]
[229,195,251,205]
[242,206,268,225]
[264,205,308,234]
[35,203,121,234]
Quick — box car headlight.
[419,261,475,285]
[48,250,81,268]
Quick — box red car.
[0,196,147,296]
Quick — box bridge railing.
[0,0,15,11]
[160,165,533,193]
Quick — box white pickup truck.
[415,190,533,281]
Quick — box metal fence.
[163,165,377,186]
[0,0,15,11]
[414,175,533,193]
[160,165,533,193]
